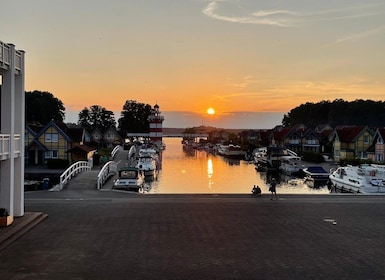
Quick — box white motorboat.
[329,164,385,193]
[255,147,298,170]
[113,167,144,190]
[138,147,158,158]
[279,155,304,175]
[136,155,157,177]
[217,144,246,159]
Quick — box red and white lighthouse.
[148,104,164,143]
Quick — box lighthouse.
[148,103,164,143]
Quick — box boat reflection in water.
[139,138,329,194]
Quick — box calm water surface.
[143,138,329,194]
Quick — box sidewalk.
[1,193,385,279]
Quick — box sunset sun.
[207,107,215,115]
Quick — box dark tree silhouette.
[26,90,65,124]
[77,105,116,132]
[282,99,385,128]
[118,100,152,133]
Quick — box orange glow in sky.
[2,1,385,128]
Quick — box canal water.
[142,138,330,194]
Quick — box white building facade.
[0,40,25,220]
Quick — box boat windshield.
[120,170,137,178]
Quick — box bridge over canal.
[52,146,132,192]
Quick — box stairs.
[0,212,48,252]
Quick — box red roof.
[336,126,367,142]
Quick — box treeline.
[0,87,152,133]
[282,99,385,128]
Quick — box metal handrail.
[111,145,122,159]
[57,161,91,190]
[97,161,118,190]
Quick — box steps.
[0,212,48,252]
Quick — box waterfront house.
[26,120,72,165]
[367,128,385,163]
[103,126,123,148]
[331,126,374,162]
[25,121,97,166]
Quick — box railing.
[111,145,122,159]
[0,134,21,160]
[97,161,118,190]
[0,40,23,71]
[57,161,91,190]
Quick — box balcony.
[0,134,21,160]
[0,40,23,73]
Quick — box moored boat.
[136,155,157,177]
[217,144,246,159]
[113,167,144,191]
[302,166,329,182]
[329,164,385,193]
[279,155,304,175]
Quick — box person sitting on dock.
[252,185,262,197]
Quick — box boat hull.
[329,165,385,194]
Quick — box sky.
[1,0,385,128]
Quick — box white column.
[0,44,15,217]
[14,50,25,217]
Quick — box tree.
[26,90,65,124]
[118,100,152,133]
[77,105,116,132]
[282,99,385,128]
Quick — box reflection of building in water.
[207,158,214,191]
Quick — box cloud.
[202,1,385,30]
[202,1,295,27]
[336,25,385,43]
[228,75,258,90]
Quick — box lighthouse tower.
[148,103,164,143]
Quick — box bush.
[339,158,373,166]
[47,159,70,169]
[302,151,325,163]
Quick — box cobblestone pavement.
[1,193,385,280]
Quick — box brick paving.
[1,192,385,279]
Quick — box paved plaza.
[1,190,385,280]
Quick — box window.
[45,150,58,159]
[363,135,369,144]
[45,133,58,143]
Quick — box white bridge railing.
[0,134,21,160]
[55,161,91,190]
[111,145,122,159]
[96,145,121,189]
[97,161,118,190]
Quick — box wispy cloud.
[228,75,258,90]
[202,1,295,27]
[202,1,385,31]
[336,25,385,43]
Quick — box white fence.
[97,161,118,190]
